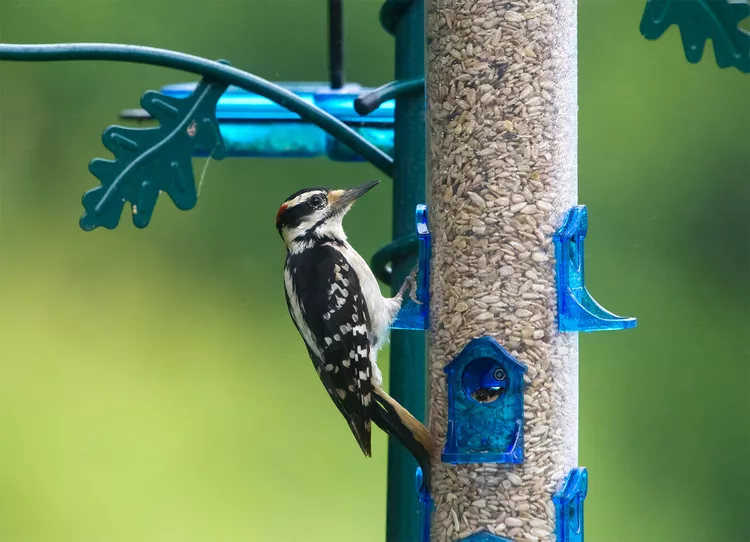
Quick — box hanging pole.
[426,0,579,540]
[328,0,344,89]
[384,0,427,540]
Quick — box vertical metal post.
[426,0,579,540]
[328,0,345,89]
[387,1,427,541]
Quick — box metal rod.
[354,78,423,116]
[0,43,393,176]
[386,1,427,540]
[426,0,579,539]
[328,0,344,89]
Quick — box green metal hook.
[371,233,418,286]
[380,0,416,35]
[354,78,424,116]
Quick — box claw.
[399,264,422,305]
[408,273,423,305]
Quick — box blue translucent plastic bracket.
[460,533,513,542]
[553,467,588,542]
[416,467,433,542]
[553,205,638,332]
[122,82,395,162]
[391,204,431,331]
[442,337,527,464]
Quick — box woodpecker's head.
[276,180,380,249]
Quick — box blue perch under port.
[442,336,527,464]
[390,204,431,331]
[553,205,637,332]
[553,467,588,542]
[155,82,394,161]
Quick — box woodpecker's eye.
[309,194,326,208]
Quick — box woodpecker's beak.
[328,180,380,214]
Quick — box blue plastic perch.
[390,204,431,331]
[553,205,637,332]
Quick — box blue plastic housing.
[158,82,394,160]
[553,205,638,332]
[391,204,431,331]
[553,467,588,542]
[460,533,513,542]
[442,337,527,464]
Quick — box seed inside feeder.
[427,0,579,537]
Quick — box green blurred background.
[0,1,747,541]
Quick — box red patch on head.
[276,203,289,226]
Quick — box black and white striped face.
[276,181,379,249]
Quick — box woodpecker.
[276,180,435,487]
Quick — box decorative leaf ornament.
[641,0,750,72]
[80,76,228,230]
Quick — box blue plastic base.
[391,299,427,330]
[553,206,637,332]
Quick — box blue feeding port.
[553,467,588,542]
[391,204,431,331]
[125,82,395,161]
[442,336,527,464]
[553,205,638,332]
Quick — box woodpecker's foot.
[395,264,419,302]
[405,264,422,305]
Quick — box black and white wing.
[284,244,374,456]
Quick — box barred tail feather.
[348,416,372,458]
[371,386,436,491]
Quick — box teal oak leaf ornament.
[80,76,228,231]
[640,0,750,73]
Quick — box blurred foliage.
[0,1,747,541]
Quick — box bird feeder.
[0,0,745,539]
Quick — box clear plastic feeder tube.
[426,0,580,539]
